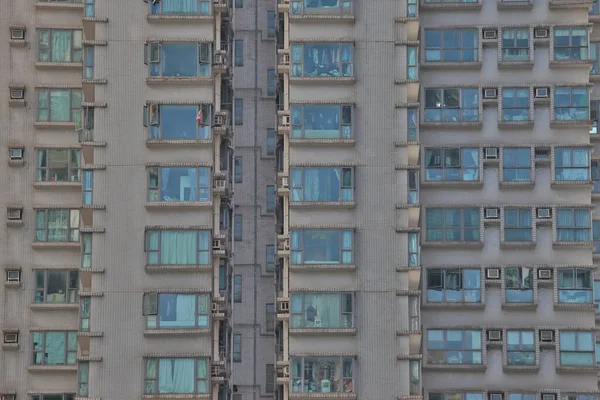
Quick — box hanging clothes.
[196,109,204,125]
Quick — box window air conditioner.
[534,88,549,98]
[483,88,498,99]
[6,270,20,282]
[537,208,551,218]
[538,269,552,279]
[488,330,502,341]
[484,147,498,159]
[486,268,500,279]
[9,148,23,160]
[9,89,24,100]
[10,29,25,40]
[534,29,549,38]
[485,208,499,219]
[3,333,18,344]
[539,330,554,342]
[483,30,498,40]
[7,209,22,221]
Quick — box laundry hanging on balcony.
[196,109,203,125]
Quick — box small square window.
[9,148,23,160]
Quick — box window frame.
[502,148,531,182]
[266,129,276,155]
[506,330,536,365]
[503,208,533,242]
[144,41,212,77]
[593,220,600,253]
[424,147,479,182]
[267,11,276,38]
[425,268,482,303]
[266,303,275,332]
[36,148,81,183]
[590,42,600,74]
[37,88,82,123]
[426,329,483,365]
[424,88,479,122]
[266,245,276,272]
[144,357,210,394]
[556,208,592,242]
[234,98,243,125]
[83,46,94,79]
[147,167,211,202]
[290,167,354,202]
[290,42,354,78]
[501,28,530,62]
[558,268,593,304]
[234,214,243,241]
[501,87,530,121]
[559,331,595,366]
[78,362,89,396]
[290,357,355,393]
[144,104,213,140]
[424,29,479,63]
[145,230,211,265]
[290,104,353,139]
[145,293,211,329]
[554,147,590,181]
[425,208,481,242]
[233,275,242,303]
[234,157,243,183]
[234,40,243,66]
[31,395,76,400]
[290,292,354,329]
[553,26,589,61]
[148,0,212,15]
[290,0,354,15]
[34,269,79,304]
[290,229,354,265]
[504,267,534,303]
[233,334,242,361]
[32,331,77,365]
[34,209,80,243]
[38,29,83,62]
[266,185,276,212]
[554,87,590,121]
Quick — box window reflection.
[148,43,211,77]
[148,167,211,202]
[149,105,212,140]
[290,293,353,328]
[290,0,352,15]
[291,104,352,138]
[150,0,211,14]
[291,167,353,202]
[291,230,353,264]
[554,87,589,121]
[291,357,354,393]
[291,43,353,77]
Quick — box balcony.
[277,111,291,135]
[277,49,290,74]
[277,234,290,258]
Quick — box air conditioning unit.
[534,88,549,98]
[9,89,24,100]
[211,364,222,377]
[537,208,551,218]
[539,330,554,342]
[277,299,290,312]
[485,208,499,219]
[215,179,227,189]
[283,366,290,377]
[534,28,549,38]
[488,330,502,341]
[486,268,500,279]
[280,52,290,65]
[538,269,552,279]
[483,88,498,99]
[6,270,20,282]
[483,30,498,40]
[3,332,18,343]
[484,147,498,159]
[279,115,290,127]
[213,51,226,66]
[9,148,23,160]
[212,239,222,251]
[211,302,221,314]
[214,112,227,127]
[10,28,25,40]
[278,237,290,251]
[7,208,22,221]
[490,394,503,400]
[280,176,289,189]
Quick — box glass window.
[426,208,480,242]
[35,209,80,242]
[38,29,82,62]
[594,221,600,253]
[234,214,243,241]
[290,167,354,201]
[144,358,209,394]
[591,101,599,134]
[266,129,276,155]
[266,304,275,332]
[554,27,588,61]
[429,394,483,400]
[32,331,77,365]
[234,40,243,66]
[595,281,600,313]
[555,148,590,181]
[82,171,93,205]
[408,170,419,204]
[146,42,211,77]
[409,360,420,395]
[83,46,94,79]
[146,293,210,329]
[145,104,212,140]
[291,42,353,77]
[78,362,89,396]
[502,29,529,61]
[291,104,352,139]
[31,394,76,400]
[267,11,276,38]
[407,46,418,79]
[424,147,479,181]
[554,87,589,121]
[233,334,242,361]
[290,357,354,393]
[267,68,276,96]
[407,0,417,16]
[291,230,353,264]
[560,331,595,365]
[81,233,92,269]
[556,209,591,242]
[234,275,242,302]
[80,297,90,331]
[290,293,353,328]
[503,148,531,182]
[235,0,242,7]
[149,0,211,14]
[591,42,600,74]
[266,245,276,272]
[505,267,533,303]
[504,209,532,242]
[291,0,353,15]
[424,29,478,62]
[558,268,593,303]
[427,329,482,364]
[36,149,80,182]
[592,161,599,193]
[424,88,479,122]
[502,88,529,121]
[266,185,276,212]
[84,0,95,16]
[407,108,418,141]
[147,167,211,202]
[37,88,82,123]
[145,230,211,265]
[506,331,535,365]
[426,269,481,303]
[234,157,243,183]
[34,270,78,304]
[408,233,420,267]
[235,98,243,125]
[508,394,536,400]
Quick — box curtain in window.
[198,231,210,264]
[161,231,197,264]
[160,294,195,327]
[47,209,69,242]
[187,168,197,201]
[50,90,71,122]
[556,149,589,180]
[160,169,171,200]
[557,210,590,241]
[52,31,71,62]
[304,169,341,201]
[45,332,66,364]
[197,359,208,393]
[408,233,419,265]
[291,231,302,263]
[172,359,194,393]
[306,294,341,328]
[461,149,479,181]
[162,0,198,13]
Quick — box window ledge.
[590,14,600,22]
[420,62,482,70]
[289,201,356,209]
[554,302,597,310]
[551,180,593,188]
[395,16,420,22]
[4,281,21,288]
[289,394,357,400]
[421,180,483,188]
[30,303,79,311]
[501,302,537,310]
[142,395,211,400]
[33,181,82,189]
[497,61,534,68]
[82,78,108,85]
[82,16,109,22]
[34,121,77,129]
[289,14,355,21]
[28,365,77,373]
[422,364,485,371]
[498,120,534,129]
[79,267,105,273]
[32,242,80,249]
[144,264,212,273]
[146,139,213,147]
[499,181,535,188]
[143,328,211,336]
[36,62,82,70]
[145,201,213,209]
[421,241,483,249]
[146,77,213,85]
[420,2,482,10]
[289,264,356,272]
[549,0,593,8]
[146,14,214,21]
[556,365,600,372]
[422,302,484,309]
[289,77,355,84]
[500,241,536,249]
[503,365,540,372]
[2,343,20,351]
[289,328,356,335]
[550,60,593,68]
[497,0,533,9]
[550,119,593,128]
[289,138,355,146]
[420,121,482,129]
[552,241,594,248]
[36,2,84,9]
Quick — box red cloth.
[196,109,203,125]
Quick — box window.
[37,88,82,122]
[80,297,90,331]
[82,171,93,205]
[35,209,80,242]
[591,42,600,74]
[145,42,211,77]
[144,104,212,140]
[233,334,242,361]
[424,88,479,122]
[426,269,481,303]
[38,29,82,62]
[554,87,589,121]
[424,29,478,62]
[554,27,588,61]
[84,0,95,16]
[594,221,600,253]
[555,148,590,181]
[407,108,418,141]
[291,357,354,393]
[556,209,591,242]
[144,293,210,328]
[149,0,211,14]
[408,170,419,204]
[34,270,78,303]
[148,167,211,202]
[595,281,600,313]
[267,69,276,96]
[234,40,243,66]
[291,43,353,77]
[407,46,418,79]
[78,362,89,396]
[234,214,243,241]
[291,104,352,139]
[559,331,595,365]
[505,267,533,303]
[266,303,275,332]
[267,11,276,38]
[290,167,354,201]
[234,98,243,125]
[234,157,243,183]
[290,0,353,14]
[31,395,75,400]
[266,129,275,155]
[145,358,209,394]
[502,29,529,61]
[408,233,419,267]
[591,101,599,134]
[507,394,535,400]
[83,46,94,79]
[145,230,211,265]
[592,161,599,193]
[502,148,531,182]
[506,330,535,365]
[32,331,77,365]
[427,329,482,364]
[558,268,592,303]
[424,147,479,181]
[36,149,81,182]
[266,185,276,212]
[502,88,529,121]
[233,275,242,302]
[290,293,353,328]
[219,263,227,293]
[266,245,275,272]
[291,230,353,264]
[409,360,420,395]
[235,0,242,7]
[409,296,420,331]
[81,233,92,269]
[504,209,532,242]
[407,0,417,16]
[429,394,483,400]
[426,208,480,242]
[265,364,275,393]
